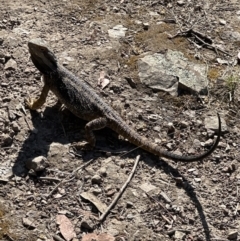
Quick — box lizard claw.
[25,97,36,110]
[25,97,45,110]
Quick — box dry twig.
[99,155,141,222]
[47,159,95,198]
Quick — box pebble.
[4,59,17,70]
[177,0,185,6]
[1,134,12,147]
[174,230,186,239]
[228,230,238,240]
[179,120,189,128]
[126,201,134,208]
[11,121,20,132]
[25,156,48,172]
[98,167,107,177]
[91,174,101,184]
[203,139,214,147]
[90,188,102,195]
[219,19,226,25]
[143,22,149,30]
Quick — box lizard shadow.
[12,106,211,241]
[153,156,212,241]
[12,107,90,177]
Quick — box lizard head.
[28,38,58,74]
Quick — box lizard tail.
[112,114,221,162]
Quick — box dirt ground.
[0,0,240,240]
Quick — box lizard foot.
[25,97,39,110]
[72,141,94,151]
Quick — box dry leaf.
[80,191,107,213]
[98,71,110,89]
[56,215,76,241]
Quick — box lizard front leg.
[75,117,108,150]
[25,83,50,110]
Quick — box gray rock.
[138,50,209,95]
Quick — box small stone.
[98,167,107,177]
[193,139,201,148]
[143,22,149,30]
[84,175,91,181]
[203,139,214,147]
[134,20,142,25]
[174,230,186,239]
[0,134,12,147]
[153,126,161,132]
[106,189,116,197]
[179,121,188,128]
[22,218,36,229]
[11,121,20,132]
[126,201,134,208]
[218,141,227,148]
[219,19,226,25]
[207,129,215,137]
[196,120,202,125]
[166,143,173,150]
[119,160,125,168]
[90,188,102,195]
[81,218,95,230]
[108,25,127,38]
[91,174,101,184]
[177,0,185,6]
[222,166,230,173]
[227,230,238,240]
[104,185,112,191]
[4,58,17,70]
[167,123,175,138]
[25,156,48,172]
[194,178,201,182]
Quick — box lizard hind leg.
[76,117,108,150]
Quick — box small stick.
[47,159,90,199]
[38,177,61,182]
[99,155,141,222]
[192,33,232,56]
[47,181,63,198]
